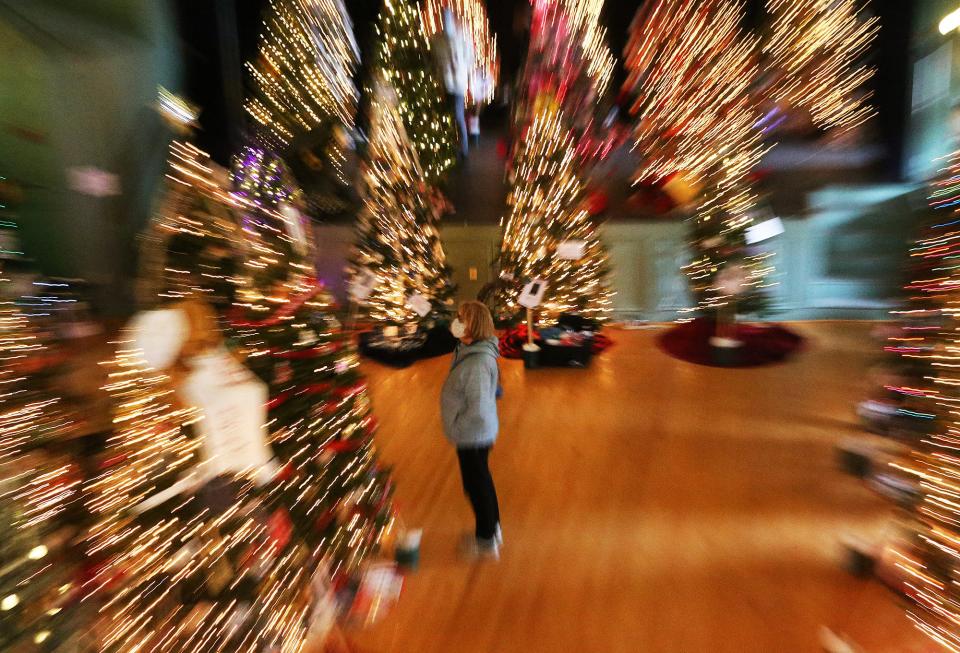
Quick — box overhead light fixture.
[940,7,960,35]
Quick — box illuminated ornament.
[660,173,702,208]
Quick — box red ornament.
[267,508,294,551]
[274,462,294,482]
[586,189,609,216]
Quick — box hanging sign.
[745,217,785,244]
[349,270,378,303]
[181,349,278,486]
[279,202,309,255]
[405,293,432,317]
[556,240,586,260]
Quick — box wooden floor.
[349,323,926,653]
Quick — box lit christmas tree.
[244,0,360,216]
[347,80,456,350]
[373,0,458,183]
[763,0,878,133]
[490,94,612,325]
[623,0,878,318]
[86,136,399,651]
[227,146,397,574]
[85,141,320,652]
[421,0,499,106]
[0,178,87,652]
[624,0,772,315]
[843,150,960,652]
[230,145,315,294]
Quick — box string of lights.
[226,147,397,582]
[88,133,396,651]
[514,0,616,164]
[0,183,86,652]
[876,150,960,653]
[624,0,773,314]
[244,0,359,153]
[373,0,458,184]
[625,0,878,316]
[763,0,879,133]
[85,140,321,652]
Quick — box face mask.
[450,318,466,339]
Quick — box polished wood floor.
[349,323,926,653]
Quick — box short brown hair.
[459,300,496,341]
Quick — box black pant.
[456,446,499,540]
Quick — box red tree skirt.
[657,318,804,368]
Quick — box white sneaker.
[460,535,500,561]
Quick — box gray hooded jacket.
[441,337,499,448]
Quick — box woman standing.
[441,300,502,559]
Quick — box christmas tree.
[347,80,456,350]
[623,0,878,318]
[230,145,315,294]
[227,145,397,573]
[623,0,771,315]
[421,0,499,106]
[85,141,322,652]
[490,94,613,326]
[373,0,458,183]
[512,0,615,162]
[0,178,87,652]
[845,151,960,652]
[763,0,878,133]
[245,0,361,216]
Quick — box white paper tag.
[745,217,784,244]
[518,279,548,309]
[180,349,277,485]
[405,293,432,317]
[556,240,586,260]
[349,269,378,302]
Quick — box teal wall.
[906,0,960,180]
[0,0,180,312]
[315,183,918,322]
